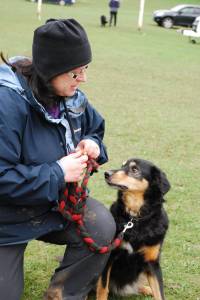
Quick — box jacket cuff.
[51,162,65,191]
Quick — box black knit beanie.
[32,18,92,82]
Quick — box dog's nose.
[104,171,112,179]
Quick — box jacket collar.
[0,57,88,122]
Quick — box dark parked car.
[153,4,200,29]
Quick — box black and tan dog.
[96,158,170,300]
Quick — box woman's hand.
[76,139,100,159]
[58,150,88,182]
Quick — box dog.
[96,158,170,300]
[100,15,108,27]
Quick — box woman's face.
[50,65,88,97]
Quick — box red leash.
[58,159,122,253]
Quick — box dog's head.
[105,158,170,216]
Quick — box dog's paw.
[43,286,63,300]
[138,285,153,296]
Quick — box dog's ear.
[151,166,171,195]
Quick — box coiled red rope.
[58,159,122,253]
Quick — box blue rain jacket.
[0,58,108,245]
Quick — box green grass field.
[0,0,200,299]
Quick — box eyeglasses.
[67,66,88,80]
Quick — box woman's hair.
[0,52,60,108]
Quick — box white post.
[138,0,145,31]
[37,0,42,21]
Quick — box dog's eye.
[130,166,138,173]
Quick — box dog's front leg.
[147,262,165,300]
[96,265,112,300]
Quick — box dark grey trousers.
[109,11,118,26]
[0,198,116,300]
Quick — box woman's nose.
[77,72,87,83]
